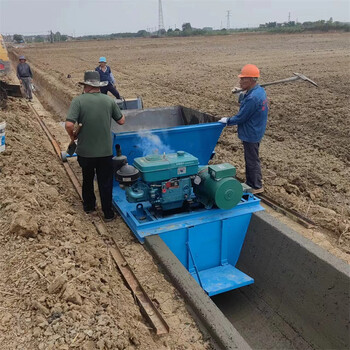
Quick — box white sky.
[0,0,349,36]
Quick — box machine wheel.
[0,86,7,109]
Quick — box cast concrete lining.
[145,235,251,350]
[236,211,350,349]
[147,211,349,350]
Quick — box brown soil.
[1,32,349,347]
[14,33,350,260]
[0,97,212,349]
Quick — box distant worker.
[16,55,33,101]
[95,56,121,99]
[65,71,125,221]
[219,64,268,194]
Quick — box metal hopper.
[111,106,224,165]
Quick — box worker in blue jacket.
[219,64,268,194]
[95,57,121,99]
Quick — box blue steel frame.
[113,185,263,296]
[111,119,264,296]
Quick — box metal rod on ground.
[235,176,316,229]
[28,103,82,198]
[258,193,316,229]
[105,241,169,335]
[27,100,170,335]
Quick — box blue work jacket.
[227,85,268,143]
[95,65,115,85]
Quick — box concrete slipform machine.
[109,105,349,349]
[4,44,349,349]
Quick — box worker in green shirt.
[65,71,125,221]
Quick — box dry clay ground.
[0,99,212,348]
[17,32,350,259]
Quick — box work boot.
[104,206,118,221]
[251,187,264,195]
[104,212,116,222]
[84,203,96,214]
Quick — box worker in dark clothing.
[219,64,268,194]
[95,57,121,99]
[16,55,33,101]
[65,71,125,221]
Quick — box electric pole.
[158,0,165,35]
[226,10,231,30]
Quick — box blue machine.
[112,106,264,296]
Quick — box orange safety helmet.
[238,64,260,78]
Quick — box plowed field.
[15,32,350,258]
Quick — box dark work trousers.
[100,83,121,99]
[21,77,33,99]
[243,141,262,189]
[77,155,114,218]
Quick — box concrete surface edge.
[254,211,349,273]
[238,211,350,349]
[145,235,251,350]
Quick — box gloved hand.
[231,86,241,93]
[218,117,229,124]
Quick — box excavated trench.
[214,212,349,349]
[11,50,349,350]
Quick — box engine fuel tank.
[133,151,198,183]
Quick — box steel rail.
[236,176,316,229]
[27,101,170,335]
[257,193,316,229]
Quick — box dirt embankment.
[13,33,350,259]
[0,98,211,349]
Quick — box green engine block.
[124,151,243,211]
